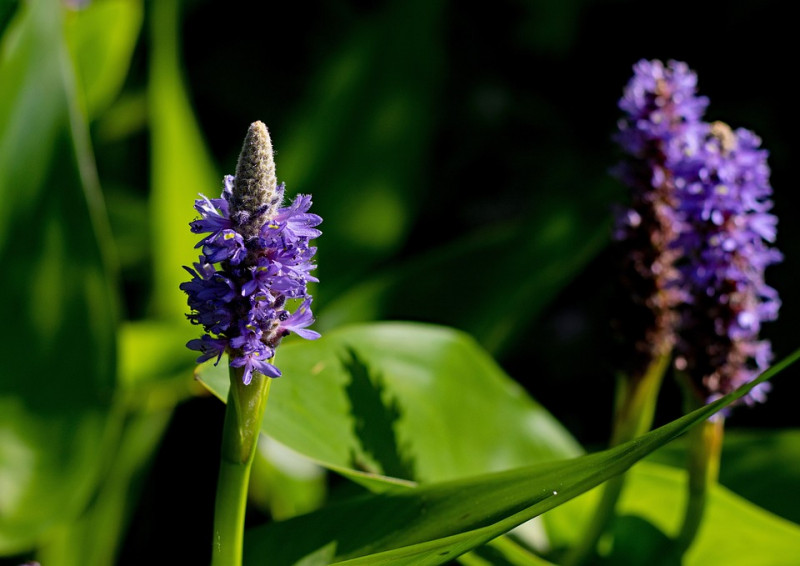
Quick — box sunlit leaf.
[197,323,582,487]
[249,436,327,521]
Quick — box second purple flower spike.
[615,59,781,407]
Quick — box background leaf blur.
[0,0,118,552]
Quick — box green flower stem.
[676,412,723,554]
[565,352,670,566]
[212,365,273,566]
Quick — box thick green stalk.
[565,352,670,566]
[676,412,723,554]
[212,365,272,566]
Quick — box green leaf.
[65,0,143,119]
[248,437,327,521]
[0,0,118,552]
[240,351,798,565]
[543,461,800,565]
[148,0,218,321]
[197,323,582,487]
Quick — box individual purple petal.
[230,348,281,384]
[201,229,246,264]
[191,194,232,235]
[278,300,321,340]
[271,194,323,239]
[187,335,228,365]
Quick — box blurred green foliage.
[0,0,118,552]
[1,0,799,564]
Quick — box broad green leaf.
[648,428,800,525]
[249,436,327,521]
[148,0,218,321]
[543,461,800,565]
[65,0,143,119]
[713,429,800,526]
[278,0,445,300]
[241,353,798,565]
[0,0,117,552]
[320,184,613,355]
[198,323,582,487]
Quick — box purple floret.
[278,299,321,340]
[616,59,709,156]
[187,335,229,365]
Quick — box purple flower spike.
[612,59,704,379]
[614,60,781,407]
[673,121,781,406]
[181,122,322,383]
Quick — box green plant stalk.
[212,364,273,566]
[676,408,723,554]
[565,352,670,566]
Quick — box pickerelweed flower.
[613,59,707,379]
[614,59,781,405]
[181,122,321,384]
[672,121,782,405]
